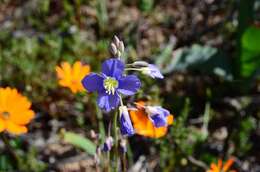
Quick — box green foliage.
[63,131,96,155]
[241,26,260,77]
[17,147,47,172]
[0,139,46,172]
[0,155,14,171]
[0,0,259,171]
[232,116,256,156]
[96,0,108,32]
[237,0,255,77]
[159,98,191,170]
[139,0,154,12]
[155,44,233,80]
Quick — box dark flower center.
[1,111,10,120]
[103,77,118,95]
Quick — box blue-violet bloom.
[145,106,170,128]
[141,64,164,79]
[82,58,141,112]
[102,136,114,152]
[119,106,135,136]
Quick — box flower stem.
[124,68,142,71]
[113,110,119,171]
[107,121,112,172]
[0,133,18,168]
[93,94,105,143]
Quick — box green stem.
[125,68,143,71]
[94,95,105,143]
[0,133,18,168]
[126,142,133,167]
[106,121,112,172]
[106,151,110,172]
[113,110,119,171]
[121,151,127,172]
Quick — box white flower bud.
[119,41,124,53]
[117,51,121,58]
[110,43,118,56]
[113,35,120,47]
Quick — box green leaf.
[96,0,108,31]
[63,132,96,155]
[240,26,260,77]
[139,0,154,12]
[242,26,260,52]
[156,44,233,80]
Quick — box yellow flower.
[0,87,35,135]
[129,101,174,138]
[56,61,90,93]
[207,158,236,172]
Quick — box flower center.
[1,111,10,120]
[103,77,118,95]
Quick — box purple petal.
[101,58,125,78]
[119,106,135,136]
[117,75,141,96]
[82,73,104,92]
[150,113,168,128]
[144,64,164,79]
[155,106,170,117]
[97,92,120,112]
[102,137,113,152]
[146,106,170,128]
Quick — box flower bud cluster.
[109,36,125,58]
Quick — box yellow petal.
[72,61,82,80]
[0,118,6,132]
[6,121,28,135]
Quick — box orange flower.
[129,101,174,138]
[0,87,35,135]
[207,158,236,172]
[56,61,90,93]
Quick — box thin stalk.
[94,95,105,143]
[106,151,110,172]
[125,68,143,71]
[126,142,134,166]
[107,121,112,172]
[122,152,127,172]
[0,133,18,168]
[113,110,119,171]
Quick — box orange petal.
[210,163,220,172]
[55,66,65,79]
[9,110,35,125]
[72,61,82,80]
[80,65,90,78]
[6,121,28,135]
[0,87,9,110]
[223,159,234,172]
[61,62,72,81]
[0,118,6,132]
[153,127,168,138]
[167,115,174,125]
[218,159,223,170]
[130,109,168,138]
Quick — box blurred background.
[0,0,259,171]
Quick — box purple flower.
[141,64,164,79]
[119,106,135,136]
[102,137,114,152]
[145,106,170,128]
[82,59,141,112]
